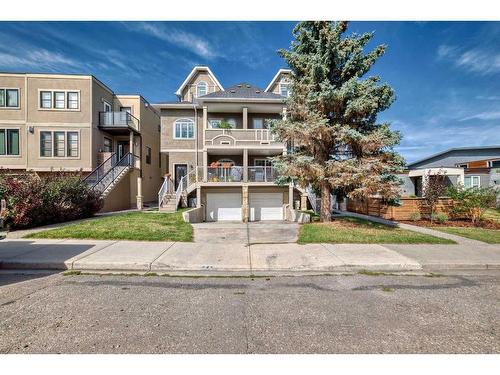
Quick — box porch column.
[243,148,248,182]
[243,107,248,129]
[196,186,201,208]
[242,185,249,222]
[203,150,208,182]
[300,193,308,211]
[136,176,143,210]
[203,106,208,129]
[289,183,294,207]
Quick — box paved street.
[0,270,498,353]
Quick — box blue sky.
[0,21,499,163]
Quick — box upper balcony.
[204,128,284,148]
[99,111,140,134]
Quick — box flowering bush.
[0,171,103,229]
[447,185,497,224]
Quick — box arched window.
[174,118,195,139]
[196,81,208,97]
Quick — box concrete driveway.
[192,221,299,244]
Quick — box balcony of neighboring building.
[98,111,140,134]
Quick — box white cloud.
[437,44,500,75]
[129,22,219,60]
[460,111,500,121]
[0,48,83,71]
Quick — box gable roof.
[265,68,292,92]
[407,145,500,168]
[175,66,224,97]
[199,83,283,100]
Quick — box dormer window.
[197,82,207,97]
[280,83,290,97]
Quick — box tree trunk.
[320,181,331,222]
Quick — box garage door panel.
[206,193,242,221]
[249,193,283,221]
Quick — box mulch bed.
[400,219,500,230]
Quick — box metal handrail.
[83,152,117,186]
[92,152,138,194]
[158,176,174,207]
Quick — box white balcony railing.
[247,166,278,183]
[206,166,243,182]
[204,128,281,146]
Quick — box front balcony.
[99,112,140,134]
[204,128,284,147]
[183,166,279,188]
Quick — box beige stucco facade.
[0,73,164,212]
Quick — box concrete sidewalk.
[1,238,499,274]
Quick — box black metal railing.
[83,152,118,186]
[99,112,140,130]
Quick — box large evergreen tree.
[272,21,405,222]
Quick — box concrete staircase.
[159,193,177,212]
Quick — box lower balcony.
[206,166,278,183]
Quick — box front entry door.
[175,164,188,190]
[117,141,130,160]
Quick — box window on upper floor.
[103,137,112,152]
[40,90,79,110]
[174,118,195,139]
[488,160,500,168]
[0,129,20,156]
[464,175,481,189]
[103,101,112,112]
[146,146,152,164]
[196,82,208,97]
[0,88,19,108]
[280,82,290,97]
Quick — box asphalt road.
[0,271,498,354]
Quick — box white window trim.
[173,118,195,140]
[37,89,81,111]
[103,100,112,112]
[38,129,81,160]
[0,88,21,109]
[464,175,481,188]
[196,81,208,98]
[0,126,21,158]
[279,82,290,97]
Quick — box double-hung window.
[40,91,53,108]
[174,119,194,139]
[464,175,481,189]
[0,129,20,156]
[67,92,79,109]
[280,83,290,97]
[0,89,19,108]
[197,82,207,97]
[67,132,79,157]
[54,92,65,109]
[40,131,53,157]
[53,131,66,157]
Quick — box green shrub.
[409,212,421,221]
[431,212,449,224]
[446,185,497,224]
[0,170,103,229]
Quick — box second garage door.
[206,193,242,221]
[249,193,284,221]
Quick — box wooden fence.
[347,197,455,221]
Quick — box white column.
[243,148,248,182]
[243,107,248,129]
[196,186,201,208]
[136,176,143,210]
[203,150,208,182]
[288,183,294,207]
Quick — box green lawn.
[298,216,455,244]
[24,211,193,242]
[433,227,500,244]
[484,208,500,223]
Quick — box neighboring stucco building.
[0,72,165,211]
[155,66,306,221]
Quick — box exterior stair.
[83,152,137,197]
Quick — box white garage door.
[249,193,283,221]
[206,193,242,221]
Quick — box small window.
[197,82,207,97]
[40,131,53,157]
[457,163,468,168]
[67,132,78,157]
[464,175,481,188]
[280,83,290,97]
[120,106,132,114]
[54,92,65,109]
[53,131,65,157]
[0,89,4,107]
[146,146,152,164]
[103,101,112,112]
[0,129,20,155]
[6,89,19,107]
[174,119,195,139]
[41,91,52,109]
[103,137,112,152]
[67,92,79,109]
[489,160,500,168]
